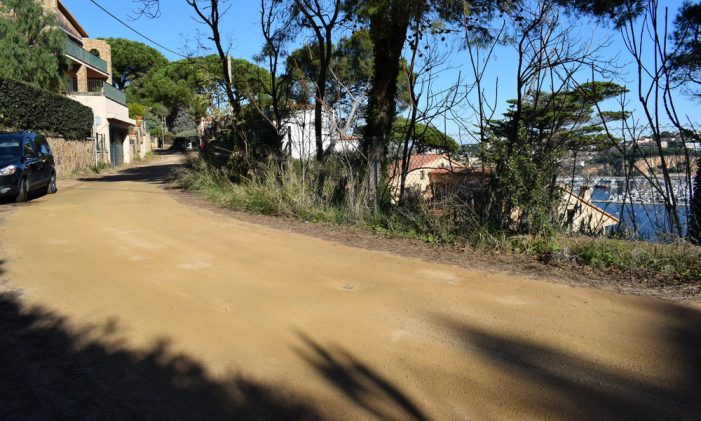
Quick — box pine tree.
[689,160,701,245]
[0,0,68,92]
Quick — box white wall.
[282,109,358,160]
[68,94,135,165]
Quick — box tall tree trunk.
[363,2,414,209]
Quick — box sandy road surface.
[0,154,699,420]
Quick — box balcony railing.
[64,40,109,74]
[56,12,83,41]
[67,80,127,106]
[88,79,103,93]
[103,82,127,106]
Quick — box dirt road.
[1,154,699,420]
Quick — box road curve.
[0,154,699,420]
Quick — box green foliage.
[669,1,701,98]
[127,63,195,117]
[128,55,271,121]
[0,78,93,138]
[484,81,627,234]
[287,30,372,98]
[128,103,147,118]
[286,29,410,113]
[0,0,68,92]
[101,38,168,90]
[334,29,375,96]
[689,161,701,244]
[175,156,356,223]
[554,0,645,28]
[566,238,701,279]
[229,58,273,108]
[571,239,626,268]
[390,117,459,153]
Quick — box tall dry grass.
[175,155,701,282]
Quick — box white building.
[282,107,359,160]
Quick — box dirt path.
[1,154,699,420]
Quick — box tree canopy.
[102,38,168,90]
[390,117,459,153]
[127,55,271,120]
[670,1,701,98]
[484,81,628,232]
[0,0,67,92]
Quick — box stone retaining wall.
[47,137,94,177]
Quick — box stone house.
[387,154,467,203]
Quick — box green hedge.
[0,78,93,139]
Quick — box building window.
[89,49,100,57]
[420,170,425,180]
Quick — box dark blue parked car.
[0,132,58,202]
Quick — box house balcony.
[56,11,83,43]
[68,79,127,106]
[64,40,109,75]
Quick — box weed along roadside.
[175,155,701,299]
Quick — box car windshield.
[0,136,22,161]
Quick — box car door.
[22,138,40,189]
[35,135,52,184]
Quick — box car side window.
[23,140,36,157]
[36,137,51,156]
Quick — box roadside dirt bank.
[1,154,699,419]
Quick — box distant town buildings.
[620,131,701,151]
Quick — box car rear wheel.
[15,177,28,202]
[47,172,57,194]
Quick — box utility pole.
[162,116,167,149]
[227,54,233,115]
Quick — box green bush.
[0,78,93,138]
[128,103,146,119]
[566,238,701,279]
[571,240,629,268]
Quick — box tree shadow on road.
[434,303,701,419]
[77,161,181,185]
[292,331,428,421]
[0,291,320,420]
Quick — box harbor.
[559,176,692,240]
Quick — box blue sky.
[63,0,265,60]
[64,0,698,141]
